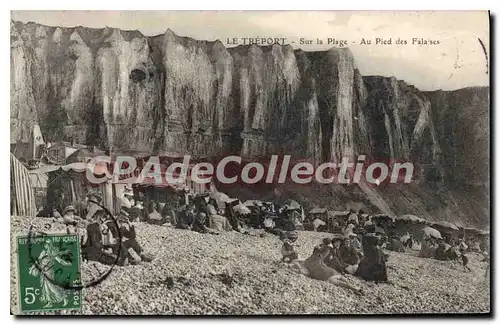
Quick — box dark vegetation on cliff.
[10,21,490,228]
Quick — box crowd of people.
[281,214,388,294]
[36,186,485,288]
[37,186,308,266]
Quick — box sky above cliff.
[11,11,489,91]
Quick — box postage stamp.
[16,233,82,313]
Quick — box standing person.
[458,238,469,253]
[460,252,471,272]
[458,237,471,272]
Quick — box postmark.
[23,201,123,298]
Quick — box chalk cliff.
[10,21,489,228]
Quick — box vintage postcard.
[10,10,490,315]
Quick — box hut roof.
[66,148,102,164]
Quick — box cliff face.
[10,21,489,227]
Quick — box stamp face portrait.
[17,233,82,312]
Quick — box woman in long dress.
[29,240,71,308]
[291,240,363,295]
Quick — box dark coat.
[355,234,388,282]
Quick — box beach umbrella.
[373,214,396,222]
[309,207,327,215]
[211,192,231,208]
[421,226,442,239]
[397,214,426,223]
[283,199,301,211]
[243,200,262,207]
[330,233,345,241]
[433,220,459,231]
[233,203,251,215]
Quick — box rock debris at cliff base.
[10,216,490,315]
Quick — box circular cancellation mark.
[26,200,124,290]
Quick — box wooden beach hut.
[10,153,36,216]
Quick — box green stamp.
[17,233,82,313]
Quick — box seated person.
[52,207,63,220]
[386,236,405,252]
[62,205,81,226]
[114,209,153,264]
[348,233,363,254]
[161,202,177,225]
[330,219,342,234]
[434,242,452,260]
[458,238,469,254]
[347,209,359,226]
[207,207,232,232]
[355,233,388,282]
[146,202,165,225]
[282,210,298,232]
[176,205,196,229]
[81,210,121,265]
[281,239,298,263]
[36,206,58,218]
[84,191,103,220]
[299,240,363,294]
[341,237,362,274]
[263,216,276,231]
[324,236,347,273]
[343,223,356,237]
[192,212,216,234]
[312,218,326,232]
